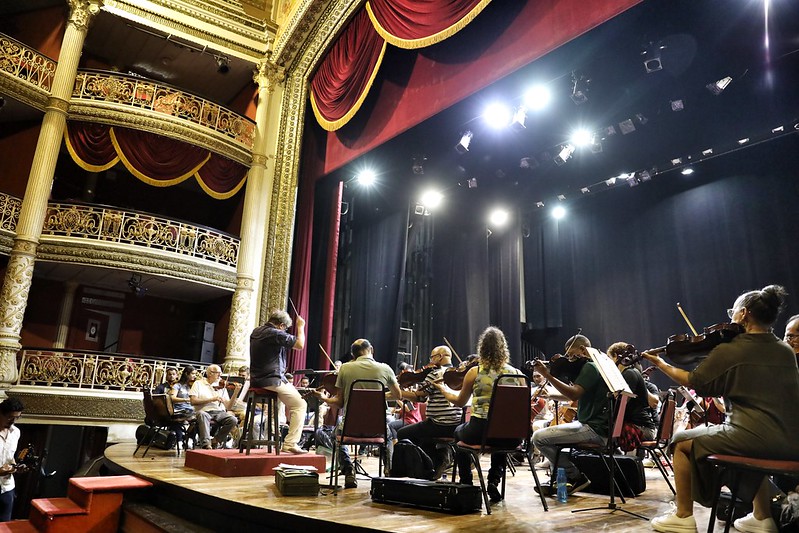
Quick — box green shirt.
[336,356,397,414]
[574,361,610,436]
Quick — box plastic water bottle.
[556,467,568,503]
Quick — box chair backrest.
[341,379,388,440]
[610,394,631,441]
[150,393,175,425]
[656,392,677,444]
[483,374,532,446]
[142,389,157,426]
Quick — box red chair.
[330,379,389,493]
[638,391,677,494]
[456,374,549,514]
[706,454,799,533]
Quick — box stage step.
[121,502,214,533]
[24,475,153,532]
[0,520,39,532]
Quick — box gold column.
[0,0,102,391]
[53,281,79,349]
[224,59,285,369]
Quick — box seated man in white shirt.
[189,365,238,449]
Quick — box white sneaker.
[733,512,778,533]
[651,504,697,533]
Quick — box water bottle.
[556,467,568,503]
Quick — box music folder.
[585,347,634,396]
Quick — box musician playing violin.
[645,285,799,533]
[434,327,524,504]
[397,346,462,479]
[530,334,606,498]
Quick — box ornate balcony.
[0,33,55,108]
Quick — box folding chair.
[135,390,192,457]
[706,455,799,533]
[638,391,677,494]
[330,379,389,493]
[456,374,549,514]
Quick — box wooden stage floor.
[105,443,722,532]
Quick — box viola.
[646,322,744,365]
[548,354,588,383]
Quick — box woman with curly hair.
[435,326,523,503]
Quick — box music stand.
[572,348,647,521]
[676,386,707,426]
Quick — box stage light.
[581,187,590,194]
[552,205,566,219]
[524,85,551,110]
[738,138,750,145]
[215,55,230,74]
[619,119,636,135]
[706,76,732,95]
[557,195,566,201]
[554,144,575,165]
[570,72,589,105]
[605,177,617,186]
[535,201,545,208]
[671,158,683,166]
[455,131,473,153]
[772,126,784,134]
[484,103,512,129]
[670,99,684,112]
[488,208,509,227]
[420,190,443,210]
[639,169,653,182]
[411,155,426,175]
[356,169,376,186]
[511,106,527,130]
[681,168,695,176]
[519,157,538,170]
[570,129,592,147]
[642,42,665,73]
[467,177,478,188]
[589,134,603,153]
[701,148,713,156]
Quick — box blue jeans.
[532,421,605,480]
[0,489,14,522]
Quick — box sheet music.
[585,347,633,396]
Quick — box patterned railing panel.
[17,349,211,392]
[0,192,21,233]
[73,71,256,150]
[42,203,239,267]
[0,34,56,92]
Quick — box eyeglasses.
[727,308,736,319]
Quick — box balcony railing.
[0,192,21,233]
[0,33,56,92]
[16,348,211,392]
[72,70,255,150]
[42,202,239,267]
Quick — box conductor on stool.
[250,309,308,455]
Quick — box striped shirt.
[421,366,462,425]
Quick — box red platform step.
[185,448,326,477]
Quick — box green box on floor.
[275,470,319,496]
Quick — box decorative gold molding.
[68,0,104,32]
[11,391,143,421]
[45,96,70,114]
[272,0,329,68]
[254,59,285,93]
[36,241,237,291]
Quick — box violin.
[646,322,744,365]
[441,358,479,390]
[397,366,434,389]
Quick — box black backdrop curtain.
[522,136,799,384]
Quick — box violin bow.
[676,302,700,336]
[412,345,419,369]
[318,344,336,369]
[442,337,463,365]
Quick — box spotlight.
[552,205,566,220]
[488,208,509,227]
[419,190,443,210]
[519,157,538,170]
[681,168,694,176]
[737,138,750,145]
[554,144,575,165]
[589,134,603,153]
[618,119,636,135]
[706,76,732,95]
[580,187,590,194]
[635,113,648,125]
[535,201,545,208]
[772,126,784,134]
[557,194,566,201]
[483,103,512,129]
[570,129,592,147]
[570,72,589,105]
[639,169,653,182]
[413,204,429,216]
[626,174,641,187]
[467,177,478,188]
[671,158,683,166]
[411,155,426,175]
[670,99,684,112]
[701,148,713,156]
[524,85,551,110]
[356,169,376,186]
[603,125,617,136]
[128,274,148,297]
[642,42,665,73]
[455,131,473,153]
[605,177,617,186]
[215,55,230,74]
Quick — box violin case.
[571,452,646,496]
[370,477,482,514]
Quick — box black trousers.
[396,419,459,467]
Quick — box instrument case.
[572,452,646,496]
[275,469,319,496]
[370,477,482,514]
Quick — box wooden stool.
[238,388,280,455]
[706,454,799,533]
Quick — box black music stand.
[571,348,648,521]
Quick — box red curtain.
[309,9,386,131]
[64,122,248,199]
[366,0,490,47]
